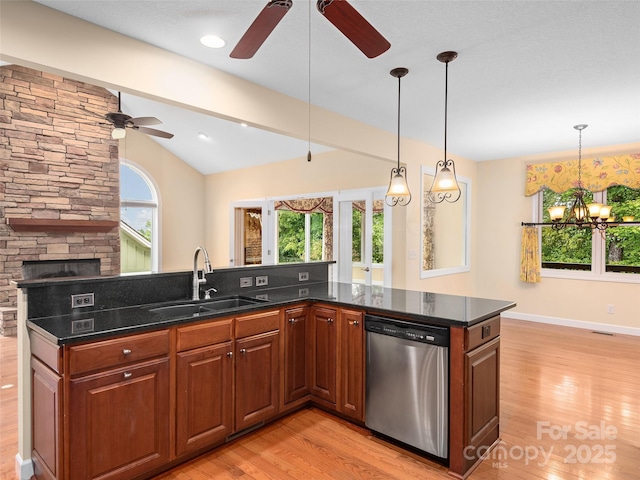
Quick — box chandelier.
[523,124,639,230]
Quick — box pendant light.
[385,67,411,207]
[428,51,461,204]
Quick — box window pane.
[310,213,324,261]
[541,188,592,270]
[605,186,640,273]
[278,210,305,263]
[352,209,363,262]
[120,164,153,201]
[372,212,384,263]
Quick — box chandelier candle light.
[385,67,412,207]
[428,51,462,204]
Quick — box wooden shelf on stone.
[6,218,119,233]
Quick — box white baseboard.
[501,311,640,337]
[15,454,34,480]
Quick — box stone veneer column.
[0,65,120,335]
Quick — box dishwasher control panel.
[365,315,449,347]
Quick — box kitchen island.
[16,266,514,480]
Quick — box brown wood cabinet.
[337,309,364,421]
[66,330,171,480]
[309,306,337,404]
[175,319,234,456]
[449,315,501,478]
[234,310,280,431]
[31,356,62,480]
[29,301,502,480]
[282,306,310,405]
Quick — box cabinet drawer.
[235,310,280,338]
[176,318,233,352]
[465,315,500,352]
[69,329,169,376]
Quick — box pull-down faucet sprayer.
[192,246,213,300]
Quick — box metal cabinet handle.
[289,318,296,324]
[240,348,247,355]
[123,372,132,379]
[327,318,334,324]
[360,267,370,272]
[122,348,132,355]
[227,352,233,358]
[353,320,360,327]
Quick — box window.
[539,185,640,277]
[120,163,159,273]
[276,210,324,263]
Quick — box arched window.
[120,162,159,273]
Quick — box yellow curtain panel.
[525,154,640,196]
[520,226,540,283]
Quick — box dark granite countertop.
[27,282,515,345]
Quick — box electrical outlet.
[298,288,309,297]
[298,272,309,282]
[240,277,252,288]
[606,304,615,314]
[71,293,94,308]
[256,294,269,301]
[256,275,268,286]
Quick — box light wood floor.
[1,319,638,480]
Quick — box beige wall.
[120,131,205,271]
[476,142,640,330]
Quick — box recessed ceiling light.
[240,122,248,128]
[200,35,225,49]
[198,132,209,140]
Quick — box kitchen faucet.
[192,246,213,300]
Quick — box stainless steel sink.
[147,295,266,318]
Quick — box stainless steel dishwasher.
[365,314,449,459]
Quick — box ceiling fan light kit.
[230,0,390,59]
[105,91,174,140]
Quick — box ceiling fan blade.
[230,0,293,59]
[131,126,174,139]
[129,116,162,126]
[317,0,390,58]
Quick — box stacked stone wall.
[0,65,120,335]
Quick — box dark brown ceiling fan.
[230,0,390,59]
[105,92,174,139]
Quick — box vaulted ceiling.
[28,1,640,174]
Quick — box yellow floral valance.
[525,153,640,196]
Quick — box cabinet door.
[235,330,279,431]
[338,309,364,421]
[31,357,62,480]
[176,342,233,456]
[464,336,500,470]
[283,307,310,405]
[68,358,170,480]
[310,306,337,404]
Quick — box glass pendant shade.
[428,159,461,203]
[386,167,411,205]
[598,205,612,219]
[548,205,566,221]
[112,127,126,139]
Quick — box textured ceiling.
[30,0,640,174]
